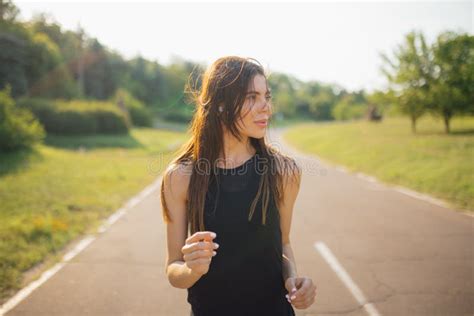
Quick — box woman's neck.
[219,129,256,167]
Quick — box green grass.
[268,115,316,128]
[0,128,188,301]
[283,115,474,213]
[152,117,189,132]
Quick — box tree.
[309,87,337,120]
[332,93,367,121]
[367,89,396,118]
[381,31,434,133]
[267,72,297,118]
[25,31,78,99]
[0,26,28,96]
[398,87,426,133]
[0,0,19,23]
[0,85,45,151]
[429,31,474,133]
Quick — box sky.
[15,0,473,92]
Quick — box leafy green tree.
[0,0,19,23]
[0,23,28,96]
[29,15,88,96]
[0,85,45,151]
[112,88,152,127]
[381,31,433,133]
[25,30,78,98]
[28,15,128,100]
[429,31,474,133]
[82,39,110,99]
[267,72,300,118]
[309,86,337,120]
[332,93,367,121]
[0,14,78,99]
[367,89,397,117]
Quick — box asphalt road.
[2,127,473,316]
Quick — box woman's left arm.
[282,243,298,281]
[280,159,302,281]
[279,159,317,309]
[280,174,300,282]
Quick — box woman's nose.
[262,100,272,114]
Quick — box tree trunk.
[411,116,417,134]
[443,115,450,134]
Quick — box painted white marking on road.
[97,208,126,233]
[335,166,348,173]
[0,262,66,316]
[0,176,163,316]
[355,172,378,183]
[62,236,95,262]
[314,241,381,316]
[392,186,448,208]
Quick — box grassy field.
[0,128,188,301]
[283,115,474,214]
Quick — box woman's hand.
[284,276,317,309]
[181,231,219,277]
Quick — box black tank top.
[187,151,296,316]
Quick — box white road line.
[314,241,381,316]
[0,262,66,316]
[0,176,163,316]
[62,236,96,262]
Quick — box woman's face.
[236,74,272,139]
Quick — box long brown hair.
[160,56,300,236]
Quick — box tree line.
[0,0,380,124]
[1,0,472,146]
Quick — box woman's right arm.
[163,164,217,289]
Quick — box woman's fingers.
[290,279,313,303]
[292,289,315,309]
[289,282,317,309]
[182,240,218,255]
[183,249,216,261]
[186,231,216,244]
[181,231,218,276]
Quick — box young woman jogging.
[161,56,317,316]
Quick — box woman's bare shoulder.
[272,150,302,180]
[163,160,194,200]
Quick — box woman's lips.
[255,120,268,127]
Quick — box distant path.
[1,127,472,316]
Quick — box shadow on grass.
[0,147,43,177]
[449,128,474,136]
[44,132,145,150]
[415,128,474,136]
[0,132,147,177]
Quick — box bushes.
[128,103,153,127]
[158,104,194,123]
[17,98,130,135]
[332,101,367,121]
[55,100,130,134]
[112,88,153,127]
[0,86,45,152]
[16,98,57,128]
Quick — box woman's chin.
[250,130,266,139]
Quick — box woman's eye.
[248,95,272,101]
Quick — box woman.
[161,56,317,316]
